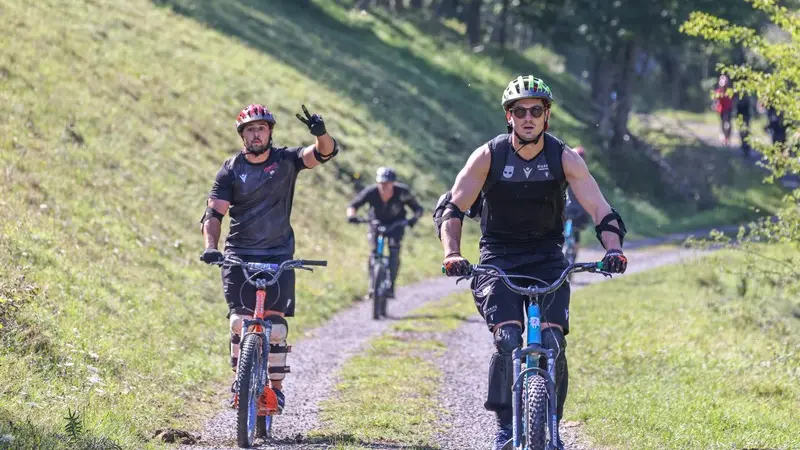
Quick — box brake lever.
[297,266,313,272]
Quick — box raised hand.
[295,104,327,137]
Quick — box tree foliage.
[683,0,800,277]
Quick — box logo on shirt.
[523,167,532,178]
[537,163,550,178]
[239,173,248,183]
[503,166,514,178]
[264,162,278,175]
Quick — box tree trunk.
[466,0,482,47]
[435,0,458,18]
[498,0,508,51]
[660,49,683,109]
[609,40,638,152]
[591,50,615,143]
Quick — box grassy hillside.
[0,0,785,447]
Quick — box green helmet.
[501,75,554,110]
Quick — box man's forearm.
[203,219,222,249]
[441,218,463,257]
[315,134,335,156]
[601,226,622,250]
[592,204,623,250]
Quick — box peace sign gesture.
[295,104,327,137]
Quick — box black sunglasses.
[510,105,546,119]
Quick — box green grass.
[313,292,475,447]
[317,248,799,450]
[0,0,787,446]
[568,246,800,449]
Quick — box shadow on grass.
[150,0,591,191]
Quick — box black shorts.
[472,251,571,335]
[222,254,296,317]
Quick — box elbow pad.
[594,208,627,248]
[432,191,465,241]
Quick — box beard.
[245,140,270,155]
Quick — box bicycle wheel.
[236,333,263,448]
[379,266,390,316]
[524,374,548,450]
[371,262,385,320]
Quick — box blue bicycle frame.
[511,302,561,449]
[376,234,385,258]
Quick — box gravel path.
[182,244,707,450]
[181,276,467,450]
[432,246,707,450]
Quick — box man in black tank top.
[435,76,629,449]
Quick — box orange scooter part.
[257,388,278,416]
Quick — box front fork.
[511,304,561,450]
[238,318,273,399]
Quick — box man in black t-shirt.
[199,103,339,412]
[346,167,423,299]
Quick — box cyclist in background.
[346,167,424,299]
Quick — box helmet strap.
[511,120,547,152]
[244,135,273,156]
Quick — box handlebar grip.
[300,260,327,267]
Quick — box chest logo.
[503,166,514,178]
[239,173,247,183]
[537,163,550,178]
[523,167,532,178]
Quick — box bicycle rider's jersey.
[480,133,569,256]
[208,146,307,256]
[348,183,423,224]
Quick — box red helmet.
[574,145,585,157]
[236,104,276,133]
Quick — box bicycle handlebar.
[450,262,610,298]
[213,258,327,287]
[350,217,408,232]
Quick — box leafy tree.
[682,0,800,272]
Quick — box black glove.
[442,254,471,277]
[347,216,360,224]
[295,104,327,137]
[601,249,627,274]
[407,217,418,228]
[200,248,224,265]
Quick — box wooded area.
[339,0,796,155]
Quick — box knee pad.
[485,351,514,411]
[541,327,568,420]
[486,324,522,411]
[540,327,566,365]
[266,315,291,381]
[494,324,523,354]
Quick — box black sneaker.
[493,424,512,450]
